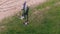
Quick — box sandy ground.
[0,0,47,21]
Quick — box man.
[20,1,26,19]
[21,1,29,25]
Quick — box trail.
[0,0,47,21]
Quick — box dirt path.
[0,0,47,21]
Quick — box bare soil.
[0,0,47,21]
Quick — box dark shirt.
[22,2,29,15]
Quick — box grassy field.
[0,0,60,34]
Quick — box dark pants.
[22,6,29,22]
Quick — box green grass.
[36,0,60,9]
[0,0,60,34]
[44,5,60,34]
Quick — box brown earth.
[0,0,47,21]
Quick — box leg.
[20,10,25,20]
[27,13,28,21]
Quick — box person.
[20,1,27,19]
[21,1,29,25]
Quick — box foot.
[20,16,24,20]
[24,21,29,25]
[25,22,28,25]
